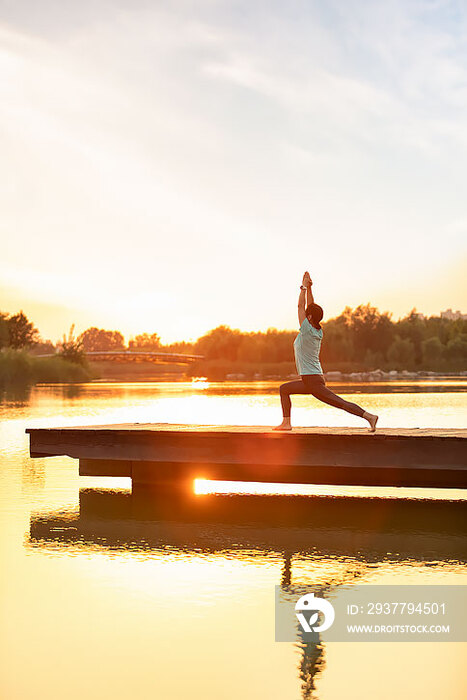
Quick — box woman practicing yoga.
[273,271,379,432]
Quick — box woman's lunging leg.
[273,375,379,432]
[303,375,378,431]
[311,384,365,417]
[273,380,309,430]
[279,380,306,417]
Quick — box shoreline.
[88,372,467,384]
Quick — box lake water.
[1,381,466,700]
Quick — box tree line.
[1,304,466,373]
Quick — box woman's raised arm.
[298,286,306,325]
[298,271,311,325]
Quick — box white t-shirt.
[293,318,323,375]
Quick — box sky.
[1,0,466,344]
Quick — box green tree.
[396,309,425,366]
[265,328,297,362]
[29,339,56,355]
[387,335,416,369]
[194,325,243,361]
[6,311,39,349]
[344,304,394,359]
[363,349,385,370]
[0,312,9,348]
[237,333,264,363]
[78,327,125,352]
[161,340,195,354]
[57,325,88,366]
[444,335,467,369]
[320,315,353,365]
[128,333,162,351]
[321,305,394,366]
[421,336,444,368]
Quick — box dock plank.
[26,423,467,438]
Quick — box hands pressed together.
[302,271,312,288]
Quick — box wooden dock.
[25,423,467,489]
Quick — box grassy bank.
[0,349,94,387]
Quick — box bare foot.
[272,419,292,431]
[364,413,379,433]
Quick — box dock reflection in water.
[29,486,467,565]
[28,483,467,699]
